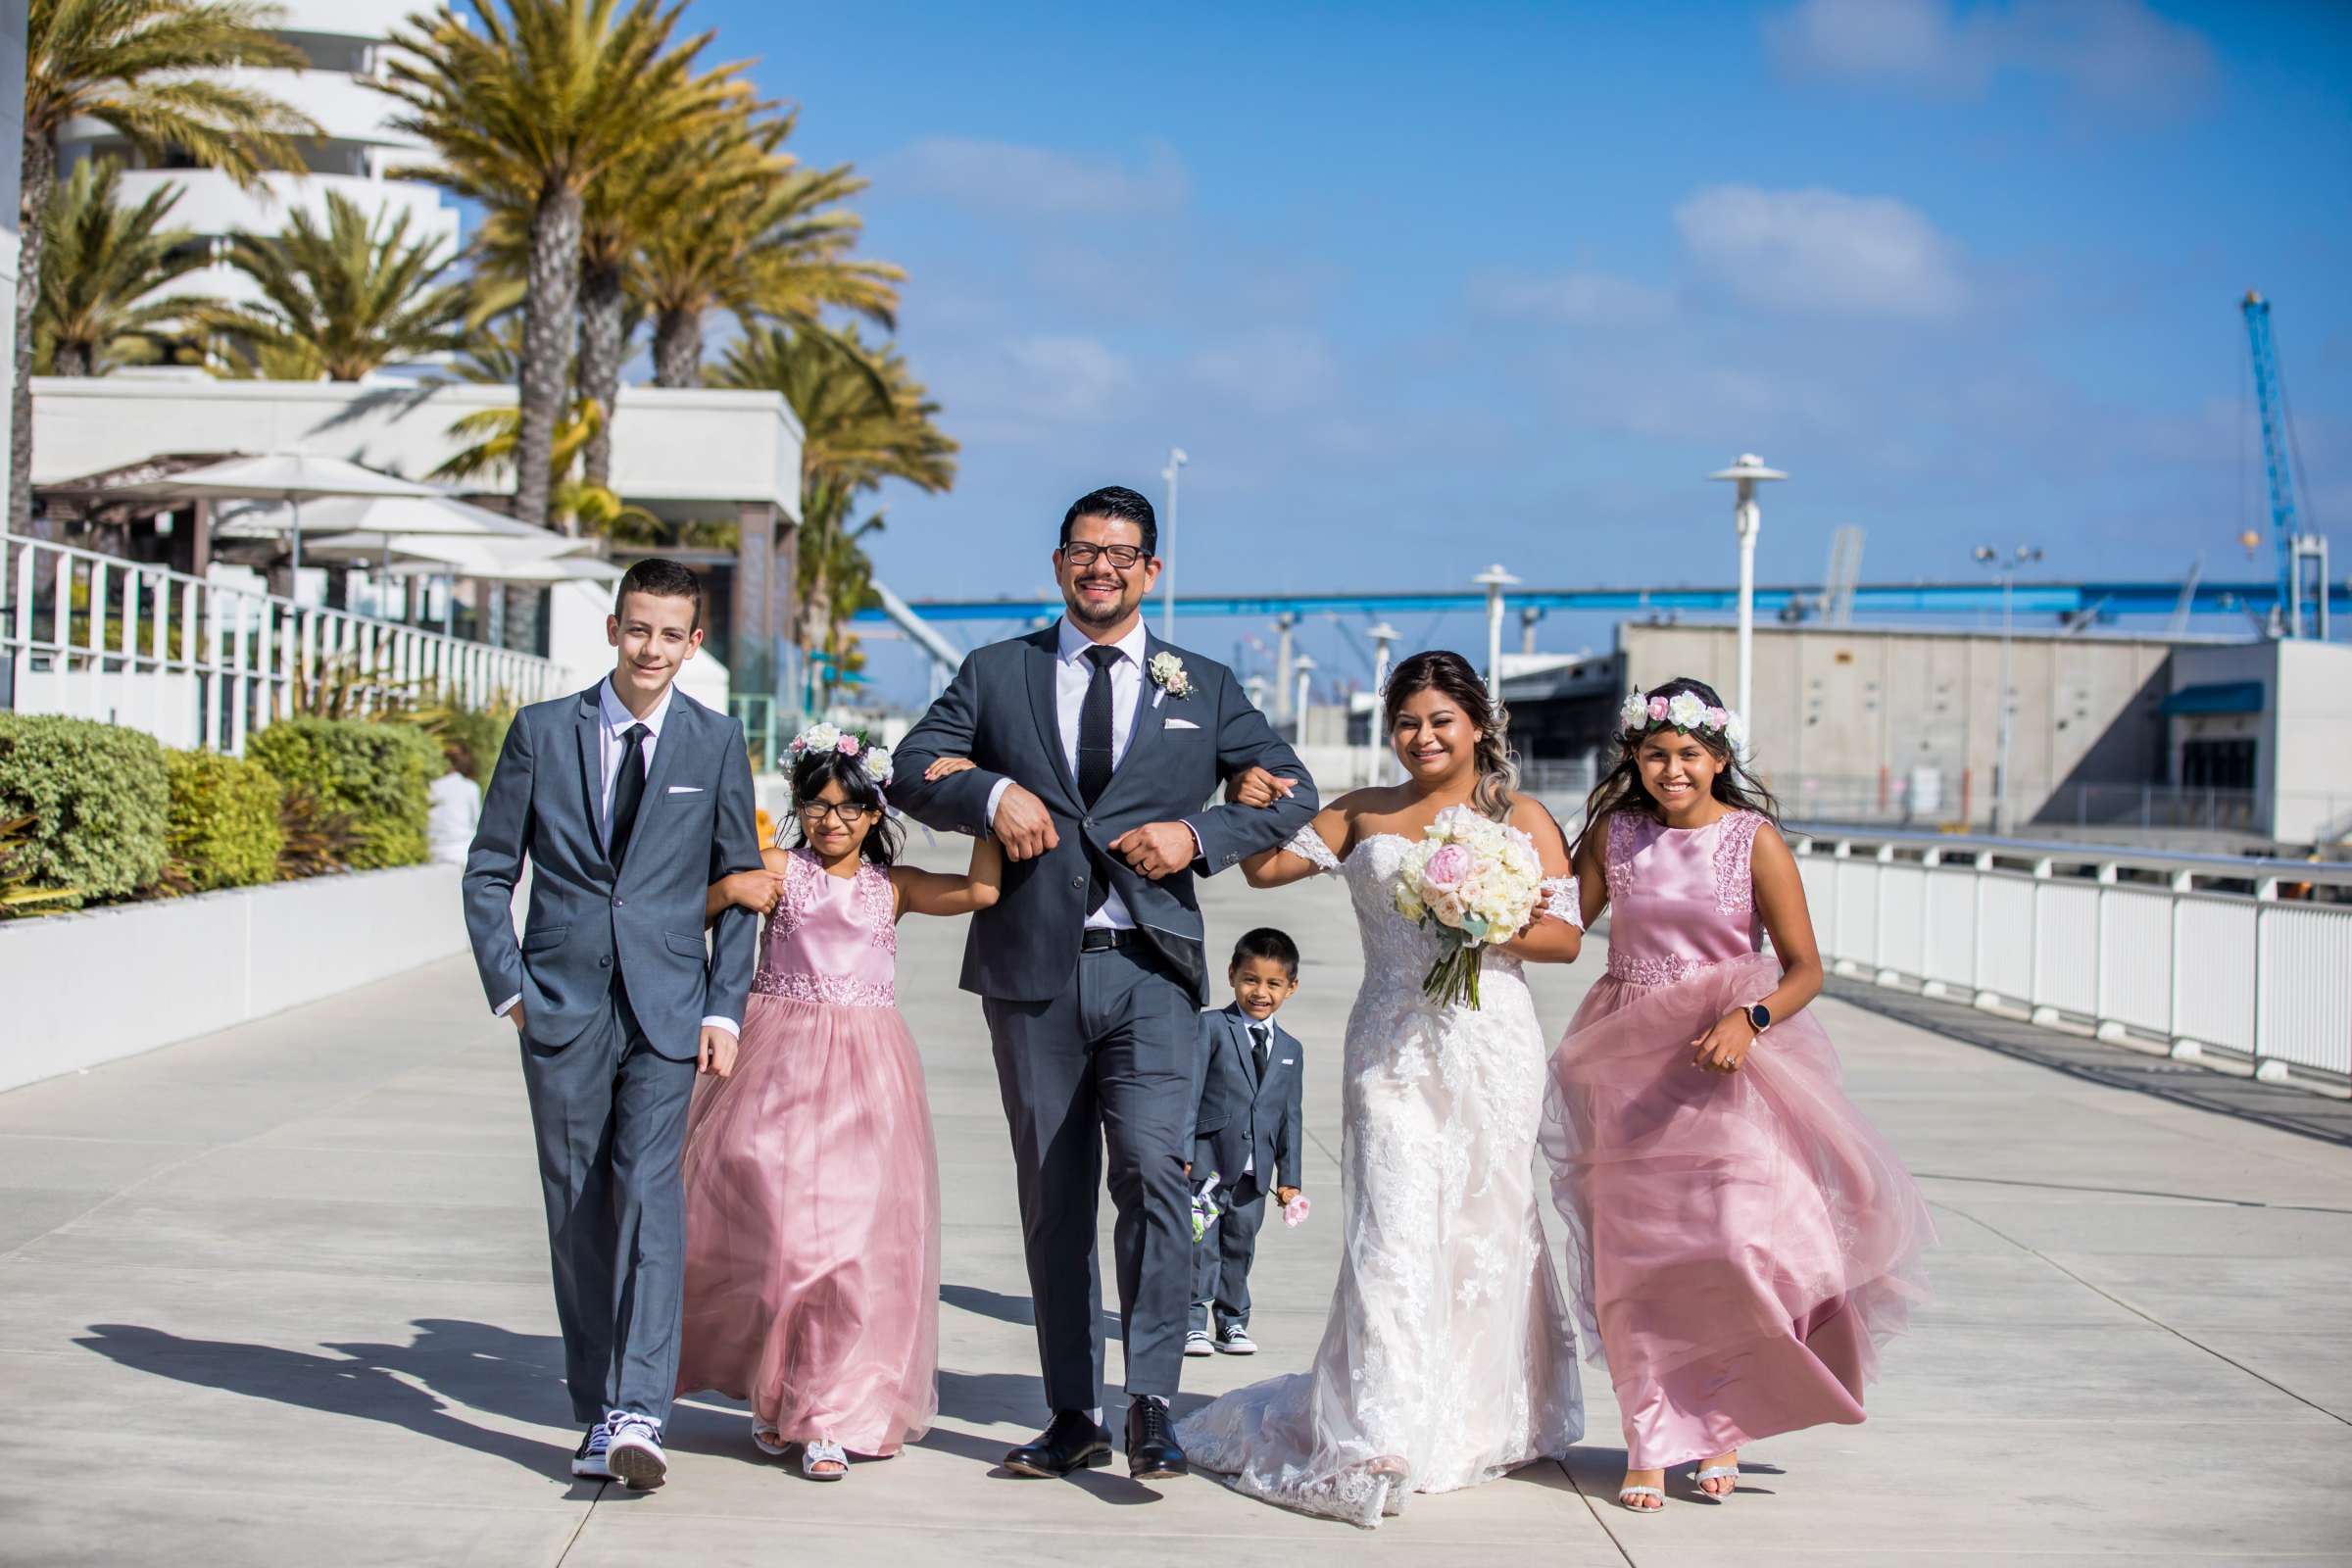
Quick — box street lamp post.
[1366,621,1400,785]
[1473,564,1519,694]
[1274,612,1298,722]
[1708,454,1788,723]
[1293,654,1318,740]
[1973,543,2043,835]
[1159,447,1188,640]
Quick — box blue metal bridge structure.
[855,578,2352,626]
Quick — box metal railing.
[1789,824,2352,1082]
[3,529,564,755]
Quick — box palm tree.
[16,0,316,528]
[635,123,903,389]
[201,189,472,380]
[710,324,955,665]
[34,158,210,375]
[433,319,659,541]
[381,0,752,530]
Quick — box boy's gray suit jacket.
[460,682,763,1057]
[891,625,1317,1005]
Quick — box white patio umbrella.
[215,490,553,546]
[373,539,620,582]
[98,452,457,571]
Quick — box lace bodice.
[1599,809,1765,986]
[752,849,897,1006]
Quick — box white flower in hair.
[1725,710,1750,755]
[1666,691,1707,730]
[862,745,895,787]
[792,721,843,757]
[1618,690,1650,732]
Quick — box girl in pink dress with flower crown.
[1541,677,1932,1514]
[675,727,999,1482]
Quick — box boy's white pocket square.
[1165,718,1200,730]
[665,785,704,794]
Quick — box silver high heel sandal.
[1691,1464,1740,1497]
[1617,1484,1665,1512]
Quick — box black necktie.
[1077,645,1119,806]
[609,722,650,869]
[1250,1024,1271,1083]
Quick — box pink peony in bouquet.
[1391,805,1544,1010]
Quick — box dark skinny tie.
[1077,645,1119,806]
[1251,1024,1271,1082]
[609,722,650,869]
[1077,646,1120,916]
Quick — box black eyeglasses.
[798,801,874,824]
[1060,542,1149,569]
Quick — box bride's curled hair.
[1384,649,1518,821]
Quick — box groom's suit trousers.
[517,976,696,1425]
[984,943,1199,1409]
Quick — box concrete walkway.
[5,848,2350,1566]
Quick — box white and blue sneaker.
[605,1412,668,1490]
[570,1419,613,1481]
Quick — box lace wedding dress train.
[1175,828,1583,1528]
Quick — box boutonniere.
[1149,651,1194,699]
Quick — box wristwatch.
[1744,1002,1772,1034]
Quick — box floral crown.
[1618,688,1748,755]
[785,721,894,794]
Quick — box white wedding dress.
[1175,828,1584,1527]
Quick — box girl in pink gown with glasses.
[1541,678,1932,1514]
[676,730,999,1482]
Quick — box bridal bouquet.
[1392,806,1544,1010]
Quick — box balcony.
[100,170,458,248]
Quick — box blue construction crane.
[2240,289,2322,639]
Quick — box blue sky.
[692,0,2352,701]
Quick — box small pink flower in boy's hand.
[1283,1195,1312,1227]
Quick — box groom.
[462,559,763,1491]
[894,485,1318,1481]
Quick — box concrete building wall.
[1619,621,2177,826]
[0,0,24,495]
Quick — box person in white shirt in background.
[426,738,482,867]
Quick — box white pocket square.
[1281,1057,1295,1065]
[1165,718,1200,730]
[666,785,704,794]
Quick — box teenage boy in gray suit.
[1186,928,1306,1358]
[462,559,762,1491]
[892,485,1317,1483]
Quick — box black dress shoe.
[1126,1398,1188,1481]
[1003,1410,1113,1478]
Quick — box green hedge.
[165,749,284,892]
[0,714,169,903]
[422,704,511,786]
[246,718,438,870]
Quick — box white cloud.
[883,137,1190,218]
[1469,269,1675,327]
[1765,0,2214,108]
[1673,185,1968,318]
[991,334,1137,424]
[1183,329,1340,416]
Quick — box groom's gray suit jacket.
[893,626,1317,1004]
[461,682,762,1057]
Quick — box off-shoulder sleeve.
[1285,824,1345,876]
[1537,874,1584,930]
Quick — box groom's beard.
[1065,577,1135,628]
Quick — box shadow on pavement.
[77,1320,573,1477]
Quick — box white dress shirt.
[987,617,1156,930]
[495,675,737,1037]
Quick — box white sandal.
[753,1428,788,1457]
[802,1439,849,1481]
[1691,1464,1740,1497]
[1617,1484,1665,1512]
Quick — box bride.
[1176,649,1586,1528]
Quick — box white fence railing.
[3,529,564,755]
[1790,825,2352,1082]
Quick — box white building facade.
[53,0,459,310]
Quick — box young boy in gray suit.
[1186,928,1307,1356]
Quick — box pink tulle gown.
[674,848,940,1456]
[1541,809,1932,1472]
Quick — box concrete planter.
[0,863,464,1092]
